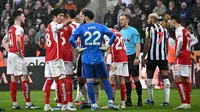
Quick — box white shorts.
[64,62,74,75]
[109,62,129,77]
[7,52,28,76]
[174,64,191,77]
[45,59,66,78]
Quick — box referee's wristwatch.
[135,57,139,59]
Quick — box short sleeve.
[15,26,24,37]
[133,28,140,44]
[51,23,63,32]
[145,27,150,38]
[175,29,183,39]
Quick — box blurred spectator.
[24,8,32,20]
[141,1,153,16]
[24,28,37,57]
[179,2,192,26]
[26,0,34,11]
[195,23,200,38]
[124,8,131,15]
[44,4,53,25]
[166,1,178,16]
[114,0,123,22]
[36,36,46,56]
[32,0,43,20]
[1,3,12,23]
[129,5,142,29]
[35,24,46,44]
[104,5,116,28]
[161,14,171,28]
[65,0,77,11]
[117,3,126,25]
[153,0,167,16]
[192,0,200,27]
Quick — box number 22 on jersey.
[84,31,101,45]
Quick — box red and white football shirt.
[8,25,25,55]
[45,22,63,62]
[175,26,191,65]
[105,29,128,63]
[60,22,80,62]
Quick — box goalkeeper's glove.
[76,47,86,53]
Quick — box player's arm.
[134,29,141,65]
[55,19,72,31]
[165,29,169,55]
[16,35,23,58]
[176,36,183,57]
[190,34,198,46]
[100,26,116,51]
[2,34,9,52]
[142,27,151,65]
[69,27,85,53]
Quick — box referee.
[141,13,170,106]
[119,14,142,107]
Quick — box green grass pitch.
[0,89,199,112]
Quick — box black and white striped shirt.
[145,24,169,60]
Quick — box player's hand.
[141,57,147,67]
[16,52,24,59]
[99,45,110,51]
[76,47,86,53]
[133,58,139,65]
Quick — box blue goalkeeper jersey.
[69,22,116,65]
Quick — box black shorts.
[147,60,168,71]
[77,55,82,77]
[128,54,139,77]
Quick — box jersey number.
[158,32,164,44]
[60,32,66,45]
[8,34,14,47]
[46,33,51,47]
[84,31,101,45]
[115,36,125,50]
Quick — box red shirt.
[106,29,128,63]
[45,22,63,62]
[8,25,25,55]
[60,22,79,62]
[175,26,191,65]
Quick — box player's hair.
[80,8,89,13]
[82,10,94,20]
[63,8,68,15]
[120,14,130,20]
[68,9,77,19]
[171,14,181,24]
[51,8,64,16]
[12,10,23,20]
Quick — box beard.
[21,21,25,27]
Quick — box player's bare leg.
[20,75,40,109]
[160,70,170,106]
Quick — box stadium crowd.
[0,0,200,57]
